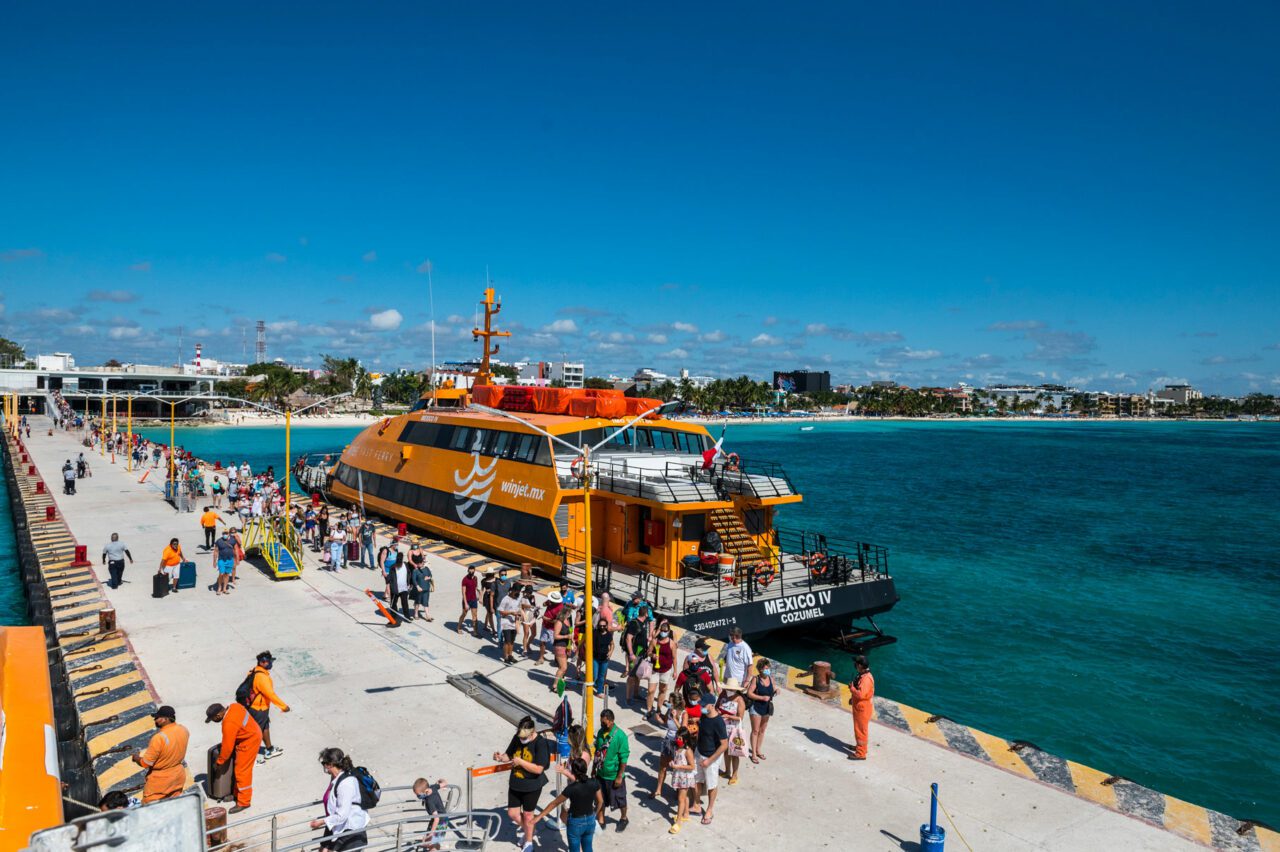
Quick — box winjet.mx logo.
[500,481,546,501]
[452,452,498,526]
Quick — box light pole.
[126,395,133,472]
[473,399,679,742]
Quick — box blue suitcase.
[178,561,197,590]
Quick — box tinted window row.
[599,427,710,454]
[398,420,554,466]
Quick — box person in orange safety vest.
[848,655,875,760]
[206,701,263,812]
[245,650,290,761]
[131,705,190,802]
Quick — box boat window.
[486,430,513,459]
[680,513,706,542]
[559,428,605,450]
[604,428,633,449]
[449,427,474,452]
[534,437,554,466]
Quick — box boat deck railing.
[563,527,890,616]
[556,456,795,504]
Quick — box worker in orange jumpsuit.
[206,701,262,812]
[132,705,190,801]
[848,655,875,760]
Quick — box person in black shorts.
[493,716,549,852]
[534,757,601,851]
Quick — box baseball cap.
[153,705,176,720]
[204,703,226,723]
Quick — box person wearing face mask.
[457,565,480,636]
[412,775,449,851]
[244,651,290,761]
[666,725,696,834]
[534,757,600,852]
[646,620,676,717]
[494,716,550,852]
[745,657,776,762]
[592,709,630,831]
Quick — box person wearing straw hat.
[716,679,749,784]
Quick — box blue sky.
[2,2,1277,393]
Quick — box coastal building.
[516,361,585,388]
[0,356,225,419]
[774,369,830,393]
[981,384,1078,412]
[927,386,973,412]
[1091,392,1151,418]
[1155,384,1202,406]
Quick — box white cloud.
[265,252,287,263]
[903,348,942,360]
[543,318,579,334]
[267,320,299,333]
[700,330,726,343]
[446,314,467,324]
[751,333,781,346]
[87,289,139,303]
[806,323,828,335]
[0,247,43,262]
[763,316,778,326]
[672,321,698,333]
[416,260,432,274]
[663,348,690,359]
[370,309,403,331]
[607,331,634,343]
[108,326,141,340]
[363,250,377,263]
[129,261,151,272]
[646,333,668,345]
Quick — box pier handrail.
[206,784,469,852]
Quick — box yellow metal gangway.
[239,516,304,579]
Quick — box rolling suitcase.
[178,561,197,590]
[207,743,235,801]
[346,540,361,562]
[152,573,169,598]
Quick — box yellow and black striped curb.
[292,481,1275,850]
[8,437,196,799]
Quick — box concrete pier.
[11,419,1256,850]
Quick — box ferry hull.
[669,577,898,641]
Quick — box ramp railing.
[205,784,505,852]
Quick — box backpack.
[341,767,381,809]
[235,669,258,707]
[551,696,573,736]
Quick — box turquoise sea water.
[0,463,24,625]
[135,421,1280,823]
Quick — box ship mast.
[471,286,510,387]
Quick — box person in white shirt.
[309,747,369,851]
[718,627,754,685]
[498,590,522,665]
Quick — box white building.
[517,361,584,388]
[1154,384,1202,406]
[36,353,75,371]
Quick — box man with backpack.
[205,700,262,812]
[239,651,290,761]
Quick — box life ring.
[570,456,586,480]
[755,562,777,588]
[725,452,740,472]
[808,552,828,578]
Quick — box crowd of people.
[43,418,879,850]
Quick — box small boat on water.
[297,288,898,644]
[799,425,815,432]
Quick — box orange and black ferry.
[298,289,898,644]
